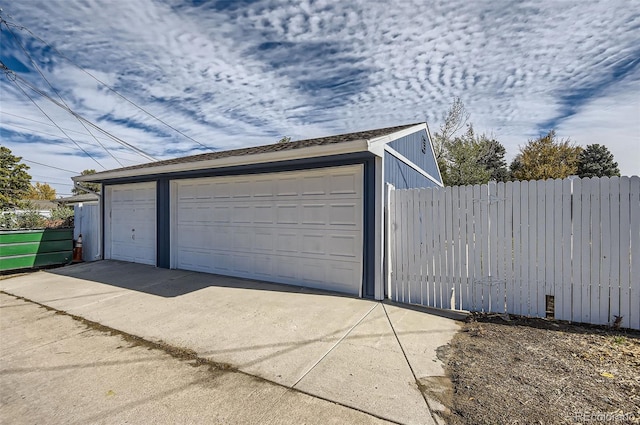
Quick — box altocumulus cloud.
[0,0,638,195]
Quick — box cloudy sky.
[1,0,638,196]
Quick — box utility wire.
[3,122,115,146]
[1,15,215,152]
[3,22,123,166]
[2,63,157,162]
[3,69,107,170]
[22,159,79,174]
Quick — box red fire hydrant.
[73,234,83,263]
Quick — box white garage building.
[74,123,442,299]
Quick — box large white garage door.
[173,165,363,295]
[106,182,156,265]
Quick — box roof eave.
[73,139,371,182]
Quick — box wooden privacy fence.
[387,176,640,330]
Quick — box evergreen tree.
[0,146,32,209]
[577,144,620,178]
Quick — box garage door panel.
[174,165,363,295]
[329,203,360,226]
[108,183,156,266]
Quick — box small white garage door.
[172,165,363,295]
[106,182,156,265]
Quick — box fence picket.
[629,176,640,330]
[599,177,612,325]
[590,178,602,324]
[511,181,522,315]
[608,177,620,326]
[580,178,592,324]
[519,181,535,316]
[544,180,555,318]
[385,176,639,330]
[495,182,506,313]
[618,177,631,329]
[558,179,572,321]
[533,180,545,317]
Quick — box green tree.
[27,182,57,200]
[442,126,509,186]
[577,144,620,178]
[277,136,292,144]
[72,169,101,195]
[0,146,32,210]
[510,130,582,181]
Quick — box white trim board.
[383,146,444,187]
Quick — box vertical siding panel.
[618,177,631,329]
[629,176,640,330]
[599,177,612,325]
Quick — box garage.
[171,165,363,295]
[104,182,156,265]
[78,123,443,299]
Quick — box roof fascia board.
[384,145,444,187]
[74,139,370,182]
[424,121,444,183]
[366,123,427,156]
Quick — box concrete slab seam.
[291,302,379,388]
[381,303,439,425]
[1,291,402,425]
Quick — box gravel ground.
[442,314,640,425]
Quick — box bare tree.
[432,97,469,162]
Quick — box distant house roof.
[22,200,58,210]
[75,123,424,182]
[55,193,100,204]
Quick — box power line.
[1,15,215,152]
[23,159,79,174]
[2,65,158,162]
[3,22,124,167]
[4,71,107,170]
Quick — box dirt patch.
[443,314,640,424]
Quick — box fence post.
[385,183,395,300]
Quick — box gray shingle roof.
[84,123,421,178]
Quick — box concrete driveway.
[0,261,461,425]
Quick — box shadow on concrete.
[47,260,355,299]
